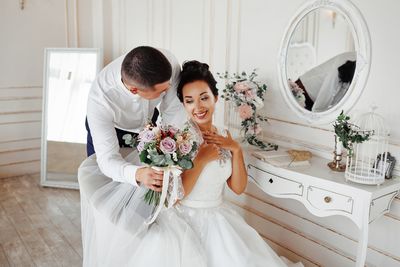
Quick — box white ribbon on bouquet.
[145,166,183,225]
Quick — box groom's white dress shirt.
[86,49,185,186]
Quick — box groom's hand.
[135,167,164,192]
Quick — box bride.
[174,60,302,267]
[78,61,303,267]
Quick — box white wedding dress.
[176,152,302,267]
[79,147,303,267]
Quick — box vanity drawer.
[247,164,303,196]
[306,186,353,214]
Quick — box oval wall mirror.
[278,0,371,124]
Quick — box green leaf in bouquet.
[150,154,166,166]
[139,150,152,165]
[164,154,175,166]
[191,142,198,152]
[178,158,193,170]
[122,133,137,147]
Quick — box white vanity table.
[254,0,392,264]
[244,148,400,267]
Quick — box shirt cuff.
[122,164,143,187]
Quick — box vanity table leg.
[355,211,369,267]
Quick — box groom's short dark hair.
[121,46,172,88]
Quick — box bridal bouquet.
[123,122,200,209]
[218,70,278,151]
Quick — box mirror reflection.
[286,8,356,112]
[42,48,99,188]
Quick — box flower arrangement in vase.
[218,70,277,151]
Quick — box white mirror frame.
[278,0,371,124]
[41,48,101,189]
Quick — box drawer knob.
[269,178,273,184]
[324,196,332,203]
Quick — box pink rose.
[247,124,261,135]
[160,137,176,154]
[139,130,156,142]
[137,141,145,152]
[179,142,192,155]
[238,104,254,119]
[245,88,256,100]
[233,81,250,93]
[168,126,179,137]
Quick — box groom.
[85,46,185,192]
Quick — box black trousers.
[85,108,159,157]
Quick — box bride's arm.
[182,143,220,196]
[203,131,248,195]
[226,146,248,195]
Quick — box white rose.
[253,96,264,109]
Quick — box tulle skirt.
[78,149,303,267]
[176,202,303,267]
[78,150,206,267]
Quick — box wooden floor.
[0,173,82,267]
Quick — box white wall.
[0,0,93,177]
[1,0,399,266]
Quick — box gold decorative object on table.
[327,135,346,172]
[287,149,312,161]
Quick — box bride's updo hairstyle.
[177,60,218,102]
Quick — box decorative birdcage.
[345,111,390,185]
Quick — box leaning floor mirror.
[41,48,100,189]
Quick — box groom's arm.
[87,95,163,191]
[87,90,141,187]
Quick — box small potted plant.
[328,111,372,171]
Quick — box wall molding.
[163,0,171,49]
[225,0,241,73]
[0,147,40,155]
[65,0,79,47]
[0,163,40,179]
[111,0,126,58]
[0,120,41,126]
[0,86,42,90]
[267,116,400,147]
[0,110,41,116]
[147,0,154,45]
[0,96,41,101]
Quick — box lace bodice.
[181,158,232,208]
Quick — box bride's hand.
[203,131,241,153]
